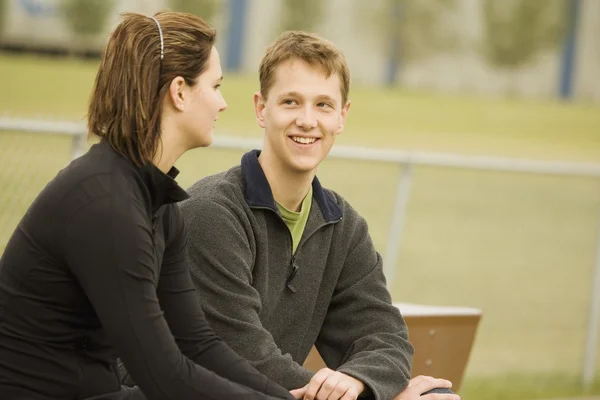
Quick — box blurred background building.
[1,0,599,101]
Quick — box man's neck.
[258,151,314,212]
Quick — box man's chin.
[289,159,320,175]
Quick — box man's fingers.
[289,384,308,400]
[393,376,456,400]
[338,386,359,400]
[315,372,343,400]
[304,368,334,400]
[409,375,452,394]
[423,394,460,400]
[326,380,350,400]
[411,375,452,387]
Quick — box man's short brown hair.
[259,31,350,105]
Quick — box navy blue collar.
[241,150,342,222]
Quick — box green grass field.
[1,53,599,399]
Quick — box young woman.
[0,12,295,400]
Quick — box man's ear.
[254,91,267,128]
[336,100,351,135]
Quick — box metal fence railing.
[1,116,600,385]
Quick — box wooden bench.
[302,303,482,393]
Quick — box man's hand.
[290,385,307,400]
[290,368,365,400]
[393,375,460,400]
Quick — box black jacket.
[0,141,294,400]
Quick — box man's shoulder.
[180,165,246,215]
[318,185,363,223]
[186,165,244,200]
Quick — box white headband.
[150,16,164,60]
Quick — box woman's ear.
[168,76,186,111]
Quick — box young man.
[181,31,458,400]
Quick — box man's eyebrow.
[278,91,302,98]
[315,94,336,103]
[277,92,337,103]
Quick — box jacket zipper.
[151,213,157,245]
[252,205,341,294]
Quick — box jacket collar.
[240,150,342,222]
[139,162,189,213]
[95,141,189,213]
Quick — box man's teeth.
[292,137,317,144]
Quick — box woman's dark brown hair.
[88,11,216,166]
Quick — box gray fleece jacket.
[180,150,414,400]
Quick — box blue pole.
[225,0,248,72]
[558,0,581,99]
[385,0,401,86]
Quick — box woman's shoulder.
[42,145,142,217]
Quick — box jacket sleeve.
[64,195,293,400]
[315,206,414,400]
[180,196,315,391]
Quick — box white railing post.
[583,212,600,387]
[71,132,87,160]
[384,163,414,286]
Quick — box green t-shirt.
[276,187,313,254]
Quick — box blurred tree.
[359,0,459,62]
[390,0,458,61]
[280,0,323,32]
[482,0,567,68]
[356,0,459,85]
[0,0,8,35]
[169,0,222,22]
[62,0,115,37]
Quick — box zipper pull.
[152,214,157,236]
[286,257,299,293]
